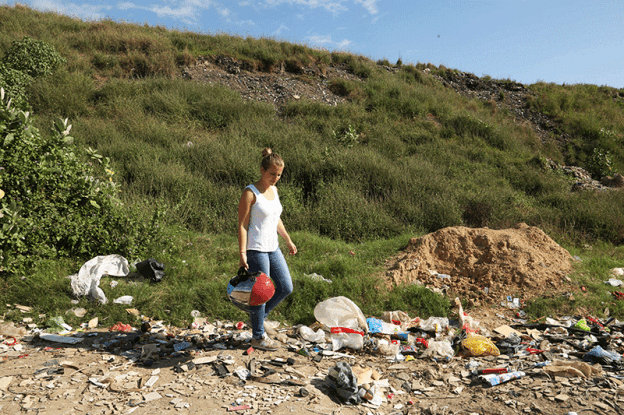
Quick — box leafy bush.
[0,36,66,109]
[0,89,166,275]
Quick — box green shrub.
[0,90,167,275]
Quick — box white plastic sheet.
[69,255,129,304]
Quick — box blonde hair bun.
[262,148,272,158]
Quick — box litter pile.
[2,294,624,415]
[384,223,574,304]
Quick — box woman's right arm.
[237,189,254,268]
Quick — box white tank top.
[246,184,283,252]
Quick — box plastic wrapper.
[327,362,361,405]
[573,319,590,331]
[481,371,525,386]
[462,333,500,357]
[584,345,622,365]
[367,317,400,335]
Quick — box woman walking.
[238,148,297,351]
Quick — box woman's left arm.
[277,219,297,255]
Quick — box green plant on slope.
[0,36,66,109]
[0,88,166,276]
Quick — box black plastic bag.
[136,258,165,283]
[327,362,361,405]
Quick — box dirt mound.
[384,223,574,303]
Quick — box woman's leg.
[246,250,269,340]
[263,248,293,315]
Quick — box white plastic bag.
[331,332,363,351]
[314,296,368,333]
[69,255,129,304]
[113,295,134,305]
[299,326,326,343]
[419,317,449,333]
[421,340,454,359]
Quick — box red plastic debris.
[330,327,364,336]
[109,322,132,332]
[245,347,254,355]
[526,347,544,354]
[613,291,624,300]
[415,337,429,348]
[387,393,394,400]
[236,321,245,330]
[228,404,251,411]
[3,336,17,346]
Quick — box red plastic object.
[479,368,509,375]
[526,347,544,354]
[110,322,132,332]
[228,404,251,411]
[330,327,364,336]
[236,321,245,330]
[249,273,275,306]
[245,347,254,355]
[415,337,429,348]
[613,291,624,300]
[4,336,17,346]
[387,393,394,400]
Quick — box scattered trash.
[113,295,134,305]
[303,272,333,283]
[2,291,624,414]
[604,278,623,287]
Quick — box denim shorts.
[247,248,293,339]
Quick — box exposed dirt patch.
[383,223,575,305]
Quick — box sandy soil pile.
[384,223,574,303]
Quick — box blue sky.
[4,0,624,88]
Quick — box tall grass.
[2,4,624,325]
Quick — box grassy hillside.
[1,5,624,325]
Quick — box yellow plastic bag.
[461,333,500,357]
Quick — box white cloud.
[236,19,256,27]
[273,23,288,36]
[218,6,231,18]
[336,38,351,48]
[117,0,216,26]
[263,0,348,15]
[354,0,377,14]
[29,0,111,20]
[308,34,332,44]
[307,34,351,50]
